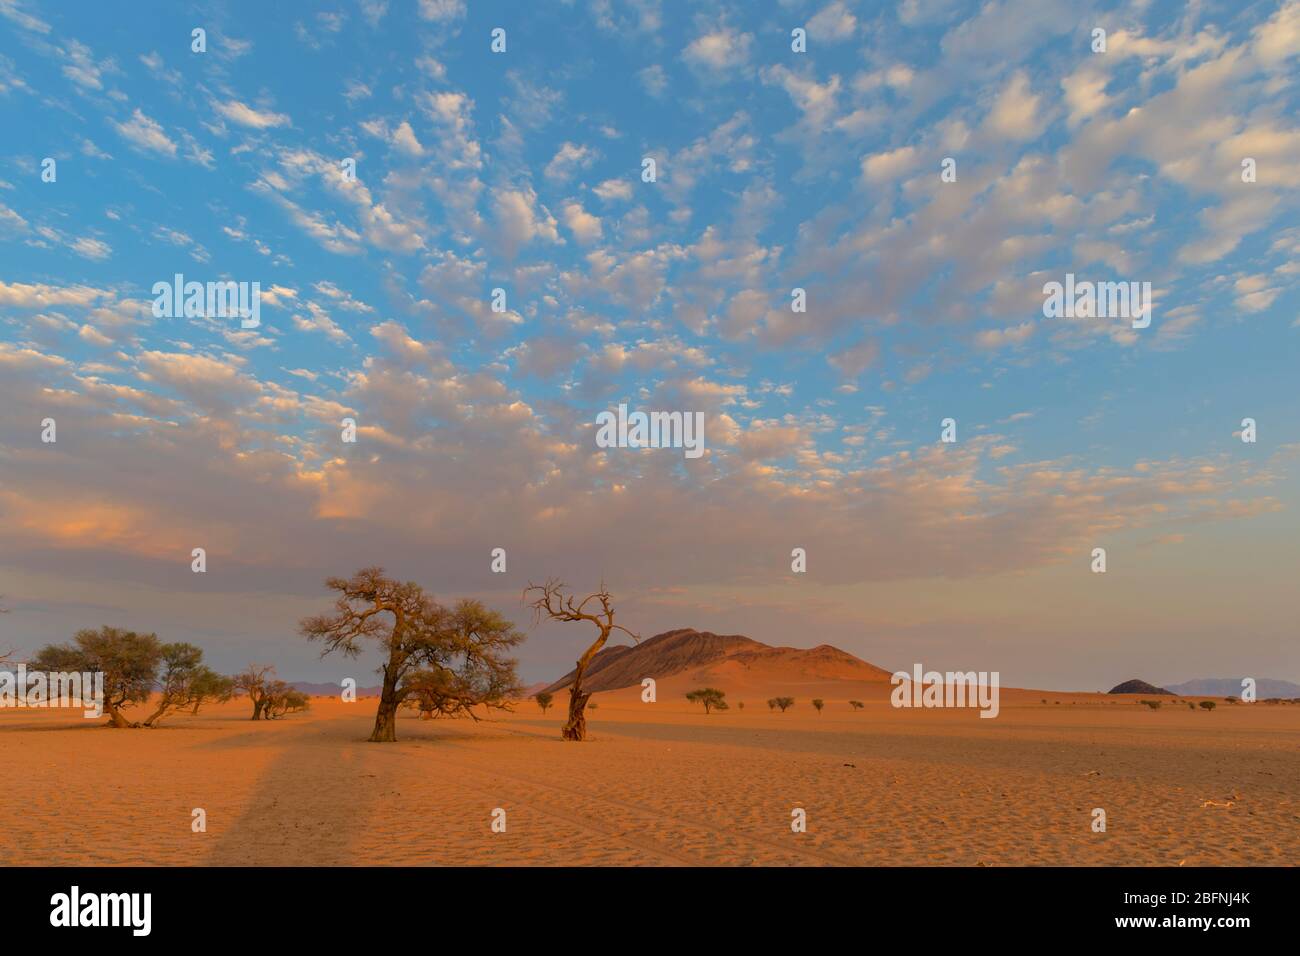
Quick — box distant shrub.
[1188,702,1195,710]
[848,700,864,711]
[1141,699,1161,710]
[812,698,824,713]
[534,691,553,714]
[768,696,795,713]
[685,687,728,714]
[1199,700,1216,711]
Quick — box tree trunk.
[142,701,170,727]
[369,666,402,742]
[370,697,399,741]
[562,683,590,741]
[251,697,263,720]
[103,702,134,728]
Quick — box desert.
[2,664,1295,867]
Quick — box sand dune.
[2,683,1296,866]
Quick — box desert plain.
[1,672,1296,867]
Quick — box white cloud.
[111,109,178,157]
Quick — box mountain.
[542,627,892,695]
[1107,679,1172,695]
[1163,677,1300,698]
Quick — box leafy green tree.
[32,627,162,727]
[535,690,553,714]
[685,687,728,714]
[234,664,277,720]
[301,567,523,742]
[262,682,310,718]
[140,643,231,726]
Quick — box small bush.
[1199,700,1216,711]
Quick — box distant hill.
[542,627,891,694]
[1163,677,1300,698]
[1108,679,1172,695]
[290,681,381,697]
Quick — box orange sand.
[2,680,1296,866]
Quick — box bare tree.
[523,580,639,741]
[301,567,523,742]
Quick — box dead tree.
[523,580,638,741]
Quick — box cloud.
[111,109,178,156]
[683,27,752,73]
[563,201,603,244]
[545,142,597,182]
[214,99,292,129]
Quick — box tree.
[140,643,232,727]
[262,681,310,719]
[32,627,162,727]
[768,696,794,713]
[1199,700,1216,711]
[523,579,638,742]
[848,700,864,710]
[535,690,553,714]
[767,699,776,711]
[234,664,278,720]
[812,698,825,713]
[301,567,523,742]
[685,687,728,714]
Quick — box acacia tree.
[812,698,825,714]
[301,567,523,742]
[523,580,639,741]
[141,643,232,727]
[32,627,162,727]
[535,690,553,714]
[768,696,795,713]
[234,664,277,720]
[848,700,864,711]
[686,688,728,714]
[262,681,310,719]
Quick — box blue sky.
[1,0,1298,689]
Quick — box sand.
[2,681,1296,866]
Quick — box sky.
[1,0,1298,691]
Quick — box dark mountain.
[1108,679,1172,695]
[542,627,889,694]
